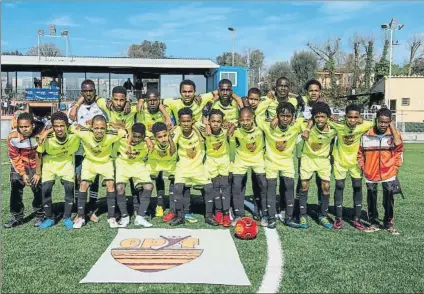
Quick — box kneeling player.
[170,107,217,226]
[36,112,80,229]
[71,115,126,229]
[298,102,336,229]
[148,122,177,222]
[115,123,153,227]
[230,107,267,226]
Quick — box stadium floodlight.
[49,24,56,35]
[61,30,68,36]
[38,29,44,36]
[228,27,236,66]
[381,24,389,29]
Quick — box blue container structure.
[207,66,248,97]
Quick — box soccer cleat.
[63,218,73,230]
[284,218,300,228]
[90,213,99,223]
[107,218,120,228]
[155,206,164,218]
[364,223,381,233]
[73,217,85,229]
[39,219,55,229]
[214,211,224,225]
[169,216,185,226]
[268,218,277,229]
[184,213,198,223]
[260,216,269,227]
[319,216,333,229]
[387,226,400,235]
[134,215,153,227]
[119,216,130,228]
[205,216,219,226]
[34,217,44,227]
[333,218,343,230]
[163,212,176,223]
[299,216,309,229]
[222,215,231,227]
[231,216,242,227]
[352,220,366,231]
[3,219,23,229]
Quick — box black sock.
[282,177,295,219]
[321,194,330,217]
[138,189,152,217]
[77,191,87,217]
[212,177,222,211]
[204,183,214,216]
[352,178,363,221]
[298,190,308,217]
[117,194,128,217]
[106,192,116,218]
[63,181,74,219]
[335,179,345,219]
[221,176,231,211]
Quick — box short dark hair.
[209,109,224,120]
[180,79,196,92]
[311,102,331,117]
[178,107,193,119]
[305,79,322,91]
[81,79,95,89]
[17,112,33,123]
[151,122,167,135]
[51,111,69,125]
[248,87,261,96]
[112,86,127,96]
[239,106,254,117]
[376,107,392,119]
[145,89,160,98]
[92,115,106,125]
[219,79,232,87]
[345,104,361,114]
[276,102,296,116]
[132,123,146,135]
[276,76,290,86]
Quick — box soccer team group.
[4,76,404,234]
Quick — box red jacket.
[357,127,403,182]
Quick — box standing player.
[327,104,374,230]
[358,108,403,234]
[264,77,299,119]
[298,102,336,229]
[70,115,127,229]
[256,102,305,228]
[246,88,268,119]
[36,112,80,229]
[169,107,217,226]
[4,113,45,228]
[148,122,177,222]
[68,79,105,223]
[229,107,268,226]
[199,109,233,227]
[115,123,153,228]
[209,79,244,126]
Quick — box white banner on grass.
[80,228,251,286]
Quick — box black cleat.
[169,216,185,226]
[268,218,277,229]
[4,219,23,229]
[205,216,219,226]
[34,217,44,227]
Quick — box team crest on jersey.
[275,140,286,151]
[186,147,197,159]
[342,135,355,145]
[310,142,322,151]
[157,149,168,157]
[246,142,256,152]
[212,141,223,151]
[126,147,140,159]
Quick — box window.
[160,75,183,99]
[219,72,237,87]
[401,98,410,106]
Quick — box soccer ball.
[234,217,258,240]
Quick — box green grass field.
[1,142,424,293]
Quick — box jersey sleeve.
[327,120,345,132]
[356,120,374,133]
[96,97,108,112]
[255,115,267,131]
[171,126,182,145]
[199,92,214,107]
[7,134,25,176]
[36,142,45,153]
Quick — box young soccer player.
[4,112,45,228]
[256,102,305,229]
[229,107,268,226]
[148,122,177,222]
[358,108,403,234]
[169,107,217,226]
[36,112,80,229]
[199,109,233,227]
[246,88,268,119]
[327,104,374,230]
[264,77,299,119]
[298,102,336,229]
[70,115,127,229]
[115,123,154,228]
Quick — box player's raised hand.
[165,117,173,130]
[194,95,202,105]
[137,99,145,112]
[301,129,310,141]
[123,101,131,114]
[205,123,212,136]
[270,117,278,129]
[106,99,113,111]
[69,105,78,121]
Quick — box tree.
[216,52,247,66]
[405,34,424,76]
[127,40,167,58]
[290,51,318,94]
[412,57,424,75]
[265,61,292,88]
[374,38,390,81]
[349,34,361,90]
[361,38,374,89]
[248,49,265,88]
[26,42,62,57]
[2,50,23,56]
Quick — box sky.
[1,1,424,67]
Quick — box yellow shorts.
[265,157,295,179]
[81,159,114,183]
[205,155,230,179]
[115,157,152,186]
[175,164,211,186]
[230,156,265,175]
[148,159,176,179]
[333,160,362,180]
[300,155,331,182]
[41,157,74,183]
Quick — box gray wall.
[1,119,12,140]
